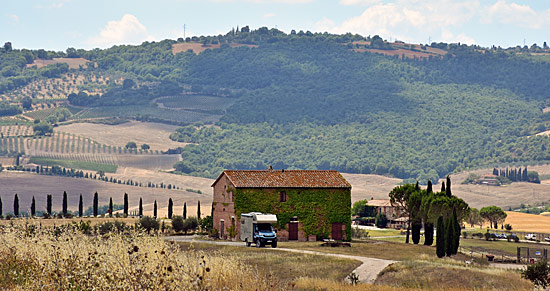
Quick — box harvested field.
[343,173,402,203]
[172,42,258,55]
[26,57,90,69]
[0,171,212,218]
[353,48,441,60]
[115,155,180,170]
[503,211,550,233]
[56,121,185,151]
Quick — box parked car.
[525,233,537,241]
[500,233,508,239]
[509,234,519,241]
[544,237,550,242]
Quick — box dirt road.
[165,235,395,284]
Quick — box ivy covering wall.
[233,187,351,241]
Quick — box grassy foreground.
[0,225,279,290]
[375,255,532,290]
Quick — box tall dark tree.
[78,194,83,217]
[14,194,19,217]
[436,216,445,258]
[62,191,68,216]
[197,201,201,219]
[47,194,52,215]
[139,198,143,217]
[441,181,445,193]
[427,180,433,194]
[93,192,99,217]
[183,202,187,219]
[389,184,416,243]
[445,176,452,197]
[0,196,2,217]
[153,200,157,218]
[492,168,498,176]
[445,216,454,257]
[109,197,113,217]
[168,198,173,219]
[31,196,36,217]
[124,193,128,217]
[452,208,460,255]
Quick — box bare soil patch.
[353,48,440,60]
[26,58,90,69]
[172,42,258,55]
[56,121,185,151]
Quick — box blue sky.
[2,0,549,51]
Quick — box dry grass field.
[344,165,550,210]
[56,121,184,151]
[503,211,550,233]
[172,42,258,54]
[0,171,212,218]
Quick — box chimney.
[282,169,285,173]
[268,165,273,171]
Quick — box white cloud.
[209,0,313,3]
[8,14,19,24]
[49,0,71,9]
[323,0,479,44]
[483,0,550,29]
[339,0,380,5]
[264,13,276,18]
[315,17,336,32]
[87,14,155,48]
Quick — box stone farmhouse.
[367,199,407,229]
[212,169,352,241]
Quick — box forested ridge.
[2,27,550,180]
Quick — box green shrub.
[139,216,159,233]
[522,259,550,288]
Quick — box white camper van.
[240,212,277,248]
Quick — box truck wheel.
[245,239,251,247]
[272,241,277,248]
[255,239,262,248]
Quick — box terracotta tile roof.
[366,199,393,207]
[212,170,351,188]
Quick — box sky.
[1,0,550,51]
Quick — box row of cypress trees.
[392,176,468,258]
[0,193,202,219]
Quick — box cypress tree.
[93,192,98,217]
[139,198,143,217]
[427,180,433,193]
[0,196,2,217]
[153,200,157,218]
[31,196,36,217]
[124,193,128,217]
[415,181,420,190]
[441,181,445,193]
[445,176,451,197]
[62,191,68,216]
[78,194,83,217]
[47,194,52,215]
[197,201,201,219]
[445,216,454,257]
[412,222,421,244]
[183,202,187,219]
[436,216,445,258]
[452,208,460,255]
[424,222,434,246]
[109,197,113,217]
[493,168,498,176]
[168,198,173,219]
[14,194,19,217]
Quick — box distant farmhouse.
[367,199,407,229]
[212,169,352,241]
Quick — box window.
[279,191,287,202]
